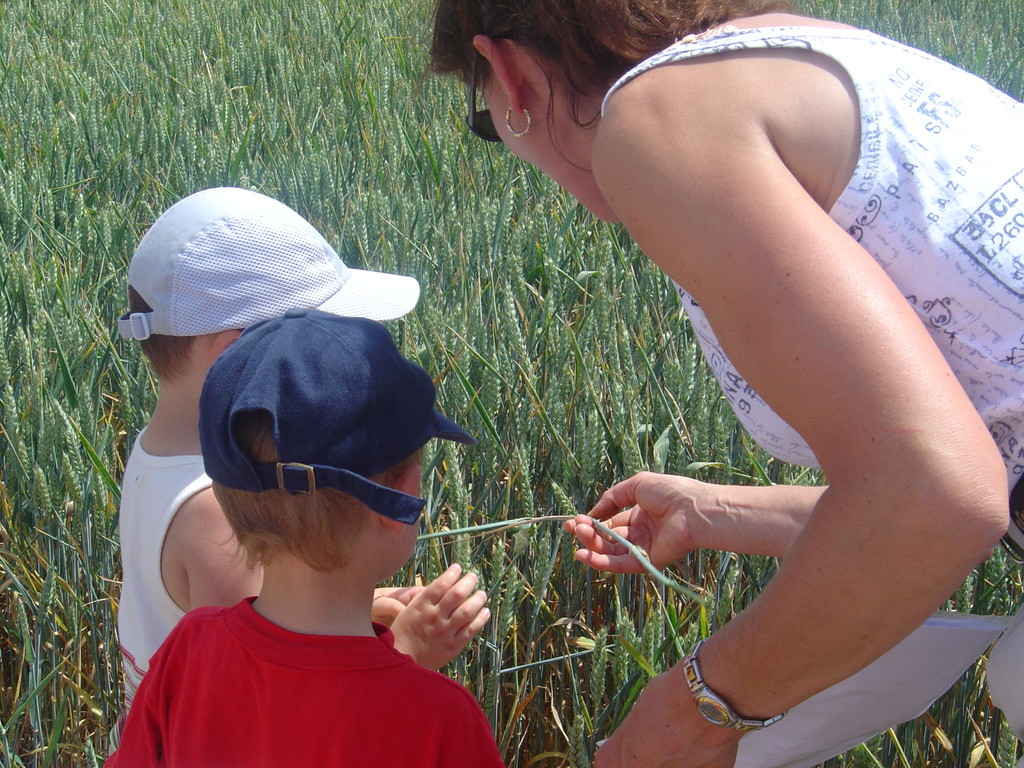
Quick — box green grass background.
[0,0,1021,765]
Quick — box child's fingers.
[370,596,410,626]
[376,585,423,606]
[436,570,480,616]
[454,604,491,643]
[415,563,463,605]
[447,589,489,629]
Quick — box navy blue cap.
[199,309,475,524]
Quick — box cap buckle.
[118,311,153,340]
[276,462,317,493]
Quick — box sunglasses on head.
[1003,535,1024,564]
[1002,474,1024,564]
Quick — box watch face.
[696,695,732,726]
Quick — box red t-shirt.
[107,599,505,767]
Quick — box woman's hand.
[593,662,743,768]
[566,471,703,571]
[567,472,825,569]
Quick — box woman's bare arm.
[589,47,1008,767]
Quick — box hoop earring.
[505,107,531,138]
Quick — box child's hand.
[389,563,490,670]
[372,586,424,626]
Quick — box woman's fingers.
[570,516,630,554]
[574,546,645,574]
[588,472,654,520]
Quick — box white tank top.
[604,26,1024,482]
[117,431,210,709]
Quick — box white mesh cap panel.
[120,187,420,336]
[169,216,345,335]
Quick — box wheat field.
[0,0,1021,765]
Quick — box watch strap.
[683,639,786,731]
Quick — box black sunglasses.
[466,52,502,142]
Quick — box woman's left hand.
[594,664,742,768]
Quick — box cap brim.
[317,269,420,322]
[435,412,476,446]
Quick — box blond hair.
[212,410,422,571]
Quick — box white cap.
[117,187,420,339]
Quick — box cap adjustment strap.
[276,462,317,493]
[117,312,153,340]
[250,461,426,524]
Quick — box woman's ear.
[472,34,548,113]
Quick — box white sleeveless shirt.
[603,26,1024,482]
[117,431,210,710]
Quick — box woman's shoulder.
[597,27,858,158]
[596,17,862,211]
[727,13,855,33]
[602,12,865,112]
[601,16,859,114]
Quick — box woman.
[429,2,1024,766]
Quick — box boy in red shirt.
[108,309,504,767]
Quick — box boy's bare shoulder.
[162,488,260,611]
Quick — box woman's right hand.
[566,472,826,570]
[565,471,705,572]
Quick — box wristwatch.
[682,639,786,731]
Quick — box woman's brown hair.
[431,0,794,118]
